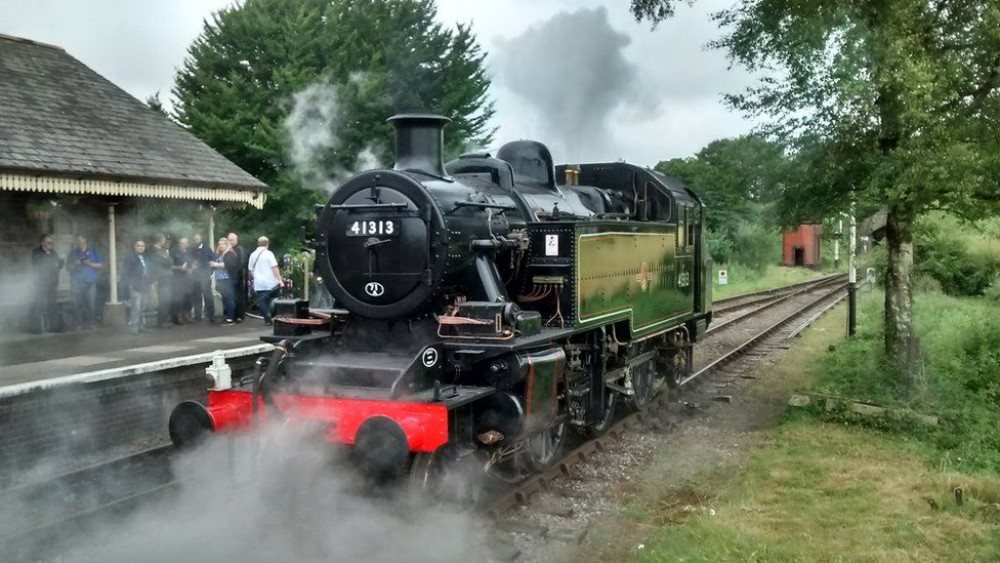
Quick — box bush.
[705,228,735,265]
[708,220,779,273]
[813,290,1000,473]
[916,234,999,297]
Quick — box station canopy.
[0,34,267,208]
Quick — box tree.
[656,136,786,268]
[172,0,495,250]
[658,135,785,226]
[632,0,1000,392]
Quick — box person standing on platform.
[120,239,151,335]
[66,235,103,330]
[191,233,216,322]
[149,233,173,328]
[171,237,194,324]
[28,234,64,333]
[227,232,247,323]
[247,236,284,326]
[210,237,237,324]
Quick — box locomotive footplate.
[443,326,577,353]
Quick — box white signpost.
[718,269,728,285]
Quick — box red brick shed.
[782,223,823,268]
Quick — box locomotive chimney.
[387,113,450,178]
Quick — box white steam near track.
[72,424,483,562]
[492,7,658,163]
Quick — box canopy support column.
[108,204,118,304]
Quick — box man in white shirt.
[247,236,284,325]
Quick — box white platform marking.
[194,336,261,344]
[123,345,197,354]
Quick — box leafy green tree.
[657,135,785,227]
[632,0,1000,391]
[656,135,786,269]
[172,0,495,251]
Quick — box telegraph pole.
[848,201,857,337]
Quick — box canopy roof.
[0,34,267,208]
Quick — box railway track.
[712,272,846,316]
[0,445,176,560]
[0,276,853,561]
[481,280,852,560]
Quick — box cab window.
[678,206,687,248]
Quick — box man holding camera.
[66,235,103,330]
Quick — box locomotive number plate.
[347,219,398,237]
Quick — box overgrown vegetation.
[812,289,1000,474]
[912,216,1000,297]
[656,136,786,272]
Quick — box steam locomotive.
[169,114,712,495]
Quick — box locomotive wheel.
[409,446,484,508]
[585,326,617,436]
[631,362,657,410]
[523,421,567,472]
[665,333,693,389]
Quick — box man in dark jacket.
[227,232,247,322]
[121,239,151,335]
[190,233,216,322]
[171,237,194,324]
[28,234,64,333]
[149,233,173,328]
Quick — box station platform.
[0,320,273,392]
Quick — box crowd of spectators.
[26,231,285,335]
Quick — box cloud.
[0,0,754,166]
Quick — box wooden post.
[108,204,118,304]
[303,251,311,302]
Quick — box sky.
[0,0,755,167]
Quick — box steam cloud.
[493,7,655,162]
[284,82,382,194]
[70,423,484,562]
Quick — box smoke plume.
[492,7,654,162]
[69,422,485,562]
[284,82,382,194]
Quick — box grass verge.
[713,264,834,300]
[635,421,1000,562]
